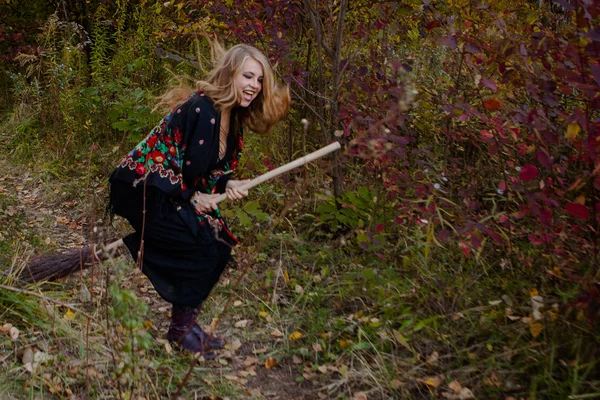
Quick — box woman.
[109,42,290,357]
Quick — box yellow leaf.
[63,310,75,321]
[575,195,586,205]
[289,331,303,340]
[264,357,278,370]
[339,339,352,348]
[566,123,580,141]
[529,288,539,297]
[210,317,219,332]
[529,322,543,338]
[259,311,269,319]
[419,375,443,388]
[283,270,290,284]
[144,321,153,329]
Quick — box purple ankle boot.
[166,306,216,359]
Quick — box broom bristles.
[19,239,125,283]
[20,246,95,283]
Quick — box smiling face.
[234,57,263,107]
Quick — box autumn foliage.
[1,0,599,398]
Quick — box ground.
[0,159,342,400]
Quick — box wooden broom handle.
[98,143,340,255]
[213,141,341,204]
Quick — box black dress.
[109,92,242,306]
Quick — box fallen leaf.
[210,317,219,332]
[252,347,267,354]
[265,357,278,370]
[9,326,19,341]
[317,365,328,374]
[271,329,284,338]
[22,347,34,366]
[235,320,249,328]
[427,351,439,364]
[233,300,243,307]
[419,375,443,388]
[529,322,543,338]
[243,356,259,367]
[292,355,303,364]
[312,343,323,353]
[449,381,462,393]
[289,331,303,340]
[227,338,242,352]
[353,392,368,400]
[259,311,269,318]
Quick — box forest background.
[0,0,599,399]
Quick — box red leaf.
[459,241,470,258]
[425,20,441,31]
[483,99,501,111]
[519,164,539,181]
[480,78,498,91]
[528,235,544,245]
[566,202,590,219]
[375,223,384,233]
[591,63,600,87]
[498,181,507,191]
[535,151,553,170]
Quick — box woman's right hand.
[190,192,219,213]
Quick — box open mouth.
[242,89,255,102]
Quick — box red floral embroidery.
[135,164,146,175]
[150,150,165,164]
[147,135,158,148]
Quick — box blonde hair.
[155,41,290,134]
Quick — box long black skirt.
[110,180,232,306]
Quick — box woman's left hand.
[226,179,250,201]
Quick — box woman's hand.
[190,192,219,213]
[226,179,250,201]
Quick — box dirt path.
[0,160,318,399]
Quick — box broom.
[20,142,342,283]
